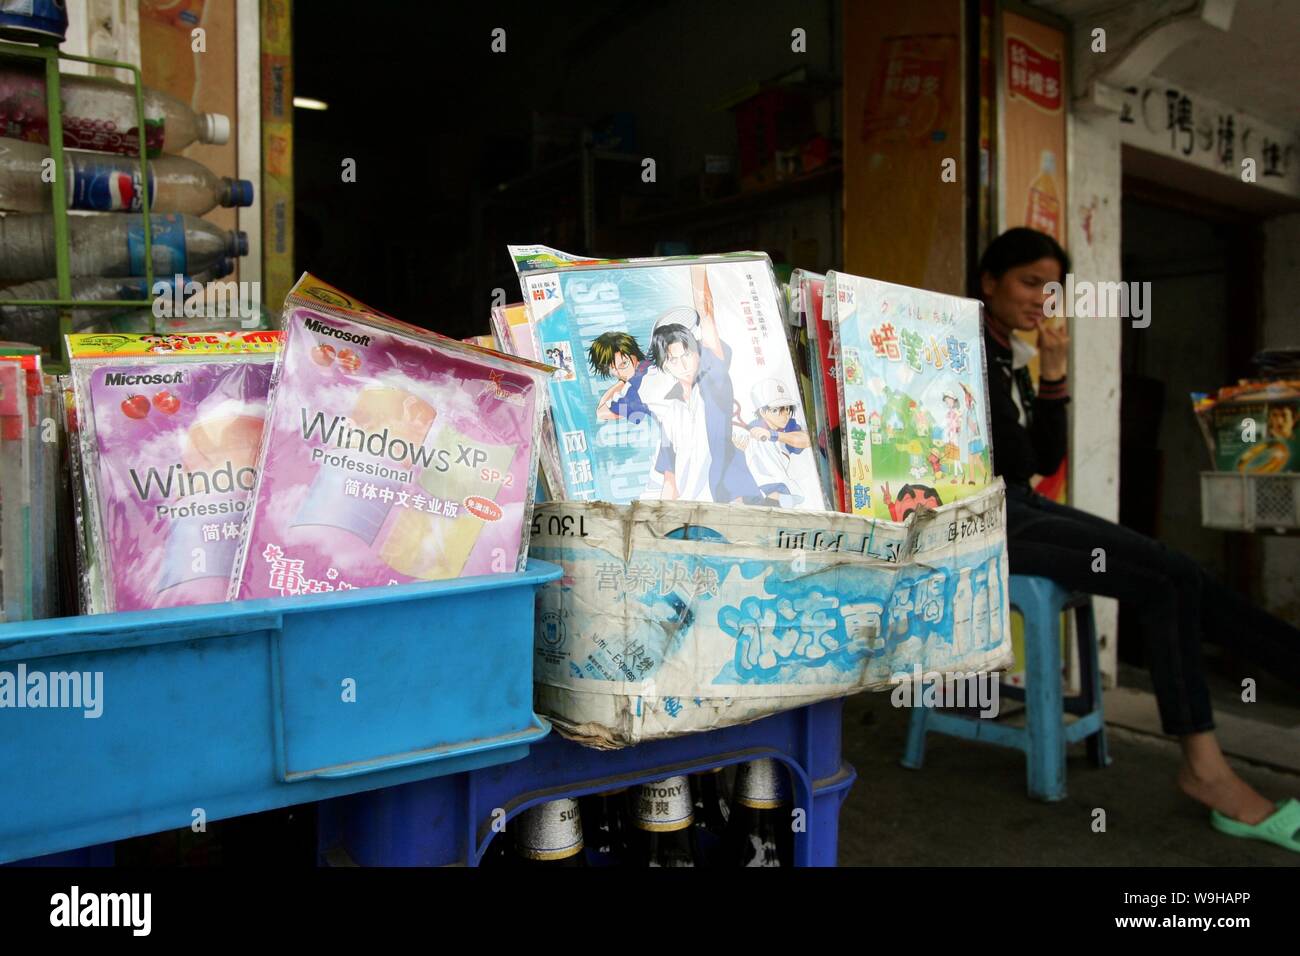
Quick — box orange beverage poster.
[998,7,1068,502]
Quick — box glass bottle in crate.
[690,767,730,865]
[723,758,794,867]
[630,776,701,867]
[580,787,631,867]
[512,798,587,868]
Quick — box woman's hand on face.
[1036,317,1069,379]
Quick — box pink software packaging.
[66,331,282,613]
[229,275,552,600]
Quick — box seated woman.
[978,227,1300,853]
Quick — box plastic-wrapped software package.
[509,245,825,510]
[780,278,819,461]
[67,331,282,613]
[826,271,993,520]
[229,274,552,600]
[57,374,92,616]
[0,356,28,621]
[0,346,65,622]
[490,302,534,360]
[491,301,564,500]
[793,269,845,511]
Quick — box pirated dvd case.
[67,331,282,613]
[0,356,29,621]
[229,274,553,600]
[1,346,71,622]
[826,271,992,520]
[510,245,826,509]
[793,269,846,511]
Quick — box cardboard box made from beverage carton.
[530,478,1012,748]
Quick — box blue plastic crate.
[0,561,561,864]
[318,698,856,867]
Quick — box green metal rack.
[0,38,158,371]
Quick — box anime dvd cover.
[827,271,992,521]
[510,245,826,509]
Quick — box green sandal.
[1211,798,1300,854]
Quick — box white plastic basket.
[1200,472,1300,533]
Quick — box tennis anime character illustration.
[519,252,825,508]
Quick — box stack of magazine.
[488,246,993,518]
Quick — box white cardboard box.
[530,480,1014,748]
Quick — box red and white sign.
[1006,35,1062,113]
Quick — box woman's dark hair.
[977,227,1070,282]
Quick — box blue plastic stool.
[901,574,1111,801]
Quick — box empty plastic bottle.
[0,61,230,156]
[0,213,247,281]
[0,260,237,342]
[0,138,254,215]
[0,276,155,342]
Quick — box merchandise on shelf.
[0,270,233,350]
[794,269,846,510]
[490,300,563,500]
[490,302,534,360]
[0,0,68,44]
[58,373,90,616]
[0,212,247,281]
[0,356,29,621]
[0,345,63,622]
[509,244,826,510]
[529,480,1012,748]
[0,138,254,215]
[1191,380,1300,473]
[782,277,821,492]
[0,61,230,157]
[66,331,282,613]
[229,274,553,601]
[826,271,993,520]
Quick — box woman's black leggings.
[1004,482,1300,736]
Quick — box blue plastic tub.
[318,698,855,867]
[0,561,560,864]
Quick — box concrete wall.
[1066,104,1123,683]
